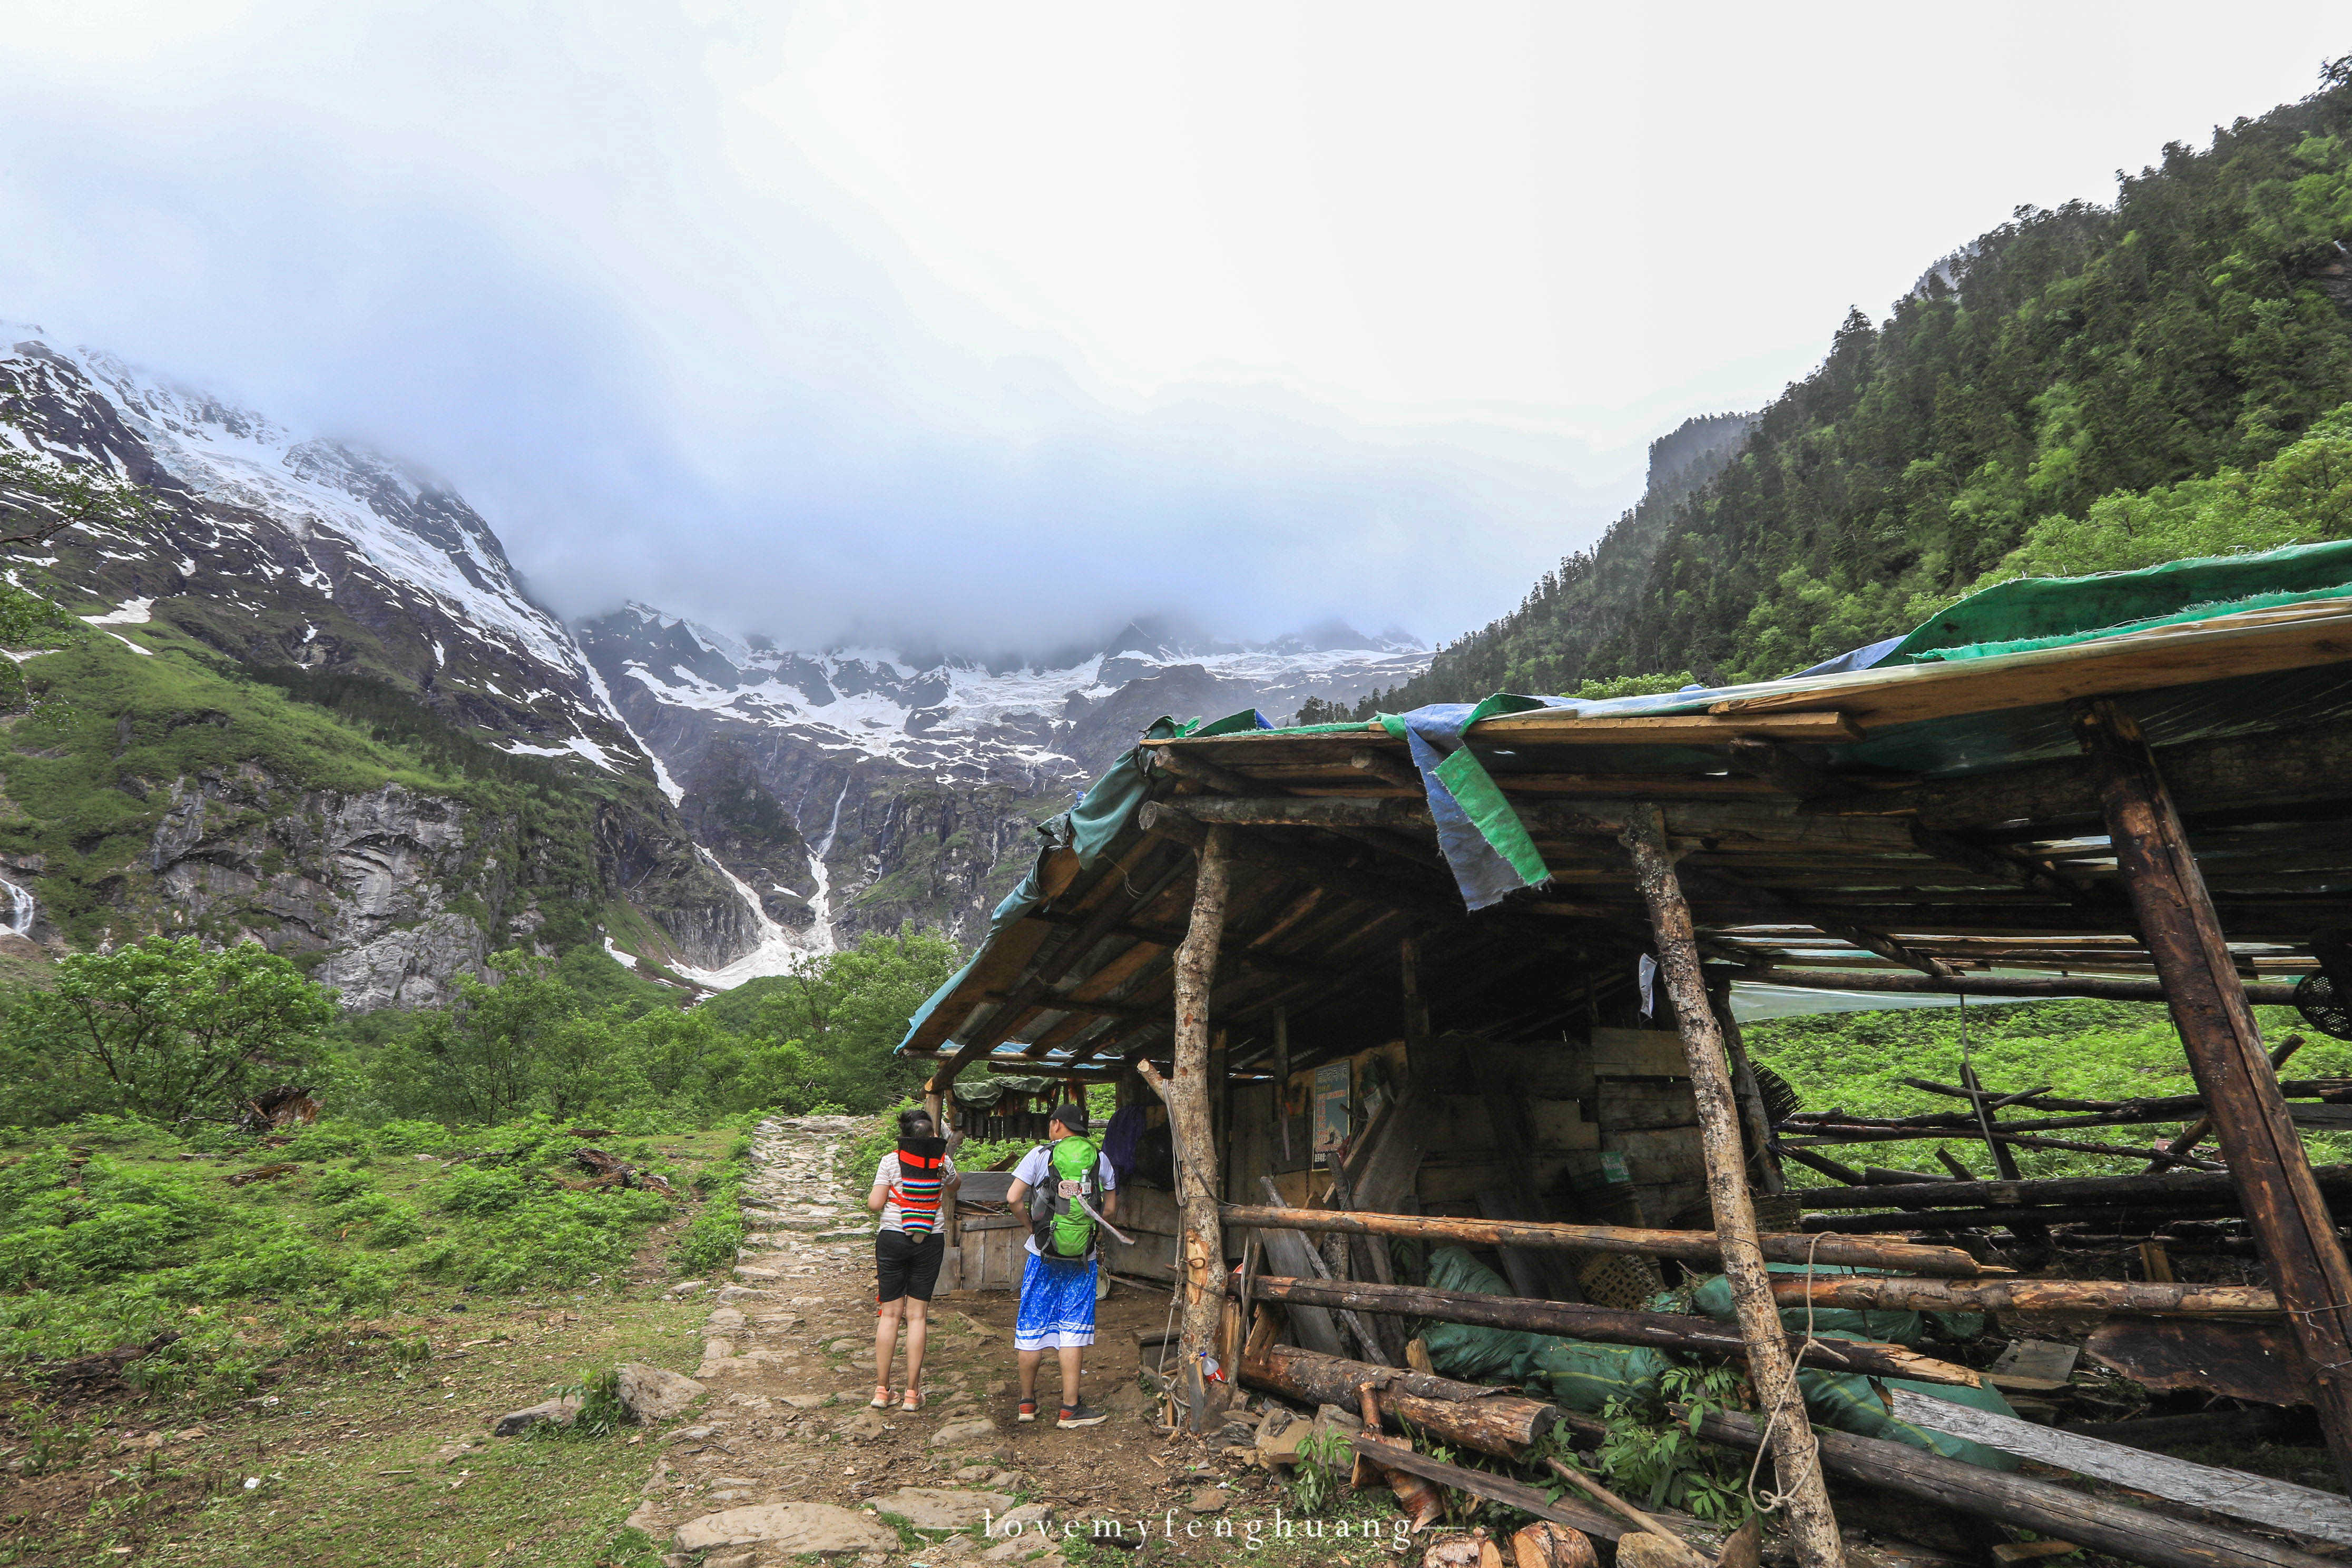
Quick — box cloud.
[1,2,2342,654]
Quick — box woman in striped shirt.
[866,1107,959,1410]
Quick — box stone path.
[623,1116,1250,1568]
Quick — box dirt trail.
[625,1116,1269,1566]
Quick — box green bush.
[364,1204,425,1249]
[279,1122,367,1160]
[433,1165,535,1216]
[312,1170,375,1206]
[370,1119,450,1153]
[674,1138,751,1277]
[63,1203,196,1277]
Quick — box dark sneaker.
[1017,1398,1038,1423]
[1057,1402,1108,1428]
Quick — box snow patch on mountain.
[582,601,1427,773]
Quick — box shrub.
[279,1122,366,1160]
[432,1166,535,1216]
[370,1120,450,1154]
[312,1170,374,1206]
[64,1203,195,1277]
[336,1256,408,1310]
[365,1204,426,1249]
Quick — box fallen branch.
[574,1148,675,1195]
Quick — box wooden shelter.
[899,575,2352,1563]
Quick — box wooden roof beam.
[1135,801,1462,913]
[925,837,1189,1089]
[1149,746,1439,870]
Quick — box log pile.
[1231,1183,2352,1568]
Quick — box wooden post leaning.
[1622,806,1845,1568]
[2077,699,2352,1492]
[1157,821,1236,1432]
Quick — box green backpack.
[1028,1138,1104,1261]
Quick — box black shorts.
[876,1229,945,1302]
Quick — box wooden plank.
[1711,597,2352,732]
[1689,1402,2346,1568]
[1985,1339,2079,1394]
[1732,967,2305,1005]
[1886,1385,2352,1547]
[1590,1027,1690,1079]
[2084,1316,2315,1407]
[1468,709,1863,746]
[2079,697,2352,1492]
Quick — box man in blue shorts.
[1003,1102,1118,1428]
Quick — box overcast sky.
[1,3,2345,655]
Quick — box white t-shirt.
[1011,1141,1116,1258]
[871,1152,958,1234]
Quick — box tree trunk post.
[2076,698,2352,1492]
[1621,808,1845,1567]
[1169,823,1235,1430]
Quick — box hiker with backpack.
[1002,1102,1124,1428]
[866,1107,959,1411]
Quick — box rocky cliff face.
[136,765,492,1008]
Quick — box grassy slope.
[1744,997,2352,1181]
[0,1116,749,1566]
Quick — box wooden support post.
[2077,698,2352,1493]
[1620,807,1844,1568]
[1708,975,1786,1195]
[1400,934,1432,1049]
[1167,823,1234,1432]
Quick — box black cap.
[1050,1102,1089,1134]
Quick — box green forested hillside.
[1395,57,2352,704]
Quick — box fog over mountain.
[8,5,2334,659]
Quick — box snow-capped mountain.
[0,332,769,999]
[2,334,654,776]
[581,606,1424,775]
[575,606,1428,944]
[0,328,1433,989]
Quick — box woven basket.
[1577,1251,1665,1311]
[1752,1193,1805,1233]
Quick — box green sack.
[1532,1339,1672,1415]
[1797,1332,2022,1471]
[1685,1265,1924,1346]
[1419,1247,1552,1383]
